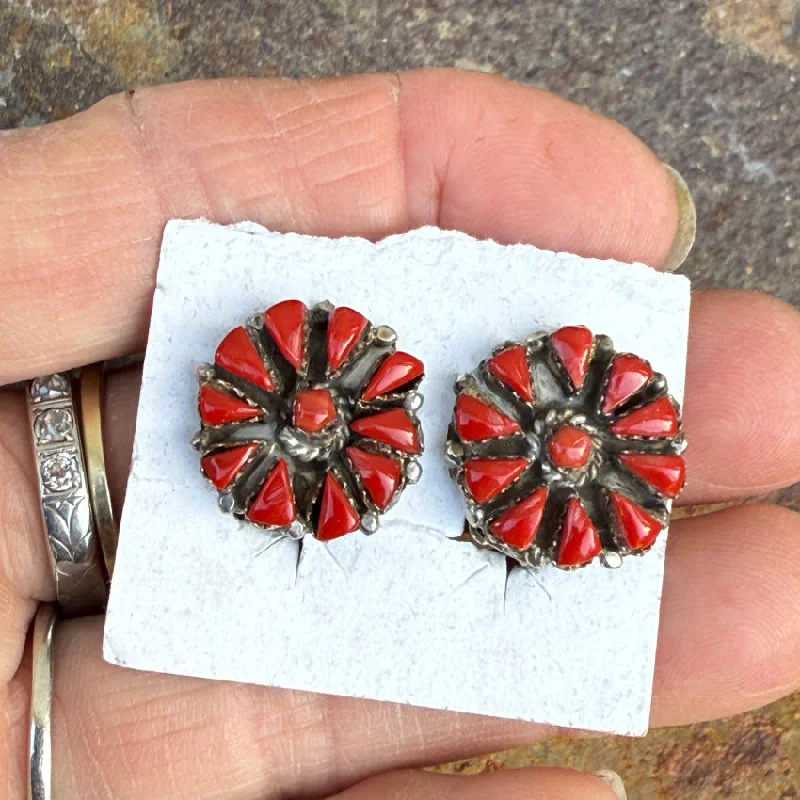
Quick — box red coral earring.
[446,326,686,570]
[193,301,424,540]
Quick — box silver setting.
[26,372,107,616]
[447,328,686,571]
[195,301,424,541]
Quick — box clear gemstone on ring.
[34,408,74,444]
[40,452,81,493]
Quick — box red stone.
[609,492,663,550]
[264,299,307,368]
[346,446,402,510]
[247,459,296,527]
[610,397,679,438]
[601,354,653,414]
[316,473,360,540]
[199,384,262,426]
[551,326,594,389]
[463,458,529,503]
[327,306,368,370]
[362,351,425,400]
[214,326,274,392]
[487,345,533,401]
[454,394,520,441]
[294,389,337,432]
[489,487,548,549]
[201,443,258,489]
[548,425,593,469]
[618,453,686,498]
[556,497,602,566]
[350,408,421,454]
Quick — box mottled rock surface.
[1,1,797,797]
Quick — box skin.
[1,68,799,799]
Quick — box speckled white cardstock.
[104,220,690,736]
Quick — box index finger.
[0,68,679,384]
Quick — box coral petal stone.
[618,453,686,498]
[214,327,274,392]
[548,425,593,469]
[454,394,520,441]
[362,351,425,400]
[489,487,548,549]
[247,459,296,527]
[610,492,663,550]
[294,389,337,432]
[610,397,679,438]
[327,306,368,370]
[346,446,402,510]
[556,497,601,566]
[488,345,533,401]
[316,474,360,540]
[463,458,529,503]
[201,443,258,490]
[601,353,653,413]
[350,409,420,454]
[264,299,307,368]
[551,326,594,390]
[199,384,262,426]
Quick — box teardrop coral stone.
[199,384,262,426]
[264,299,307,368]
[346,447,402,510]
[247,459,296,527]
[601,353,652,413]
[551,326,594,390]
[454,394,520,441]
[618,453,686,498]
[316,474,360,540]
[488,345,533,401]
[201,443,258,489]
[327,306,368,370]
[609,492,663,550]
[463,458,529,503]
[489,487,548,549]
[214,327,274,392]
[610,397,679,438]
[362,351,424,400]
[350,409,421,454]
[556,497,601,567]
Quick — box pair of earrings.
[193,300,686,571]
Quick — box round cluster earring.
[193,300,424,541]
[445,325,686,570]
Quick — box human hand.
[3,69,799,799]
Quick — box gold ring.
[29,603,56,800]
[79,364,118,579]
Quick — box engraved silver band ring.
[25,372,108,616]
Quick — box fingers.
[654,503,800,726]
[680,290,800,503]
[325,767,624,800]
[0,69,679,383]
[6,502,800,799]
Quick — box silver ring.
[28,603,56,800]
[26,373,107,616]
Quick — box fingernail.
[594,769,628,800]
[661,163,697,272]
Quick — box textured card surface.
[104,220,690,735]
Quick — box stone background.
[1,1,797,797]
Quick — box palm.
[2,70,799,799]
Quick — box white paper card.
[104,220,690,735]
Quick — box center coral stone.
[548,425,593,469]
[294,389,337,433]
